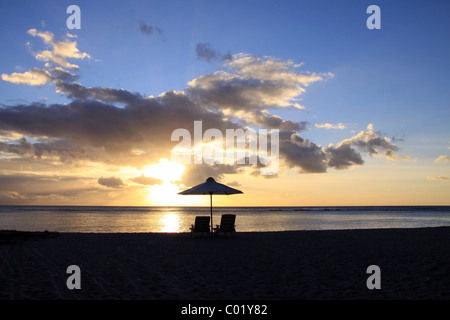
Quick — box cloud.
[50,67,79,82]
[276,123,400,173]
[0,61,398,177]
[0,90,241,168]
[2,29,89,87]
[314,123,347,130]
[27,28,90,70]
[226,181,241,187]
[1,67,52,86]
[130,175,162,185]
[139,22,162,36]
[434,155,450,163]
[326,143,364,169]
[27,28,53,43]
[279,132,328,173]
[427,176,449,183]
[54,81,142,103]
[0,173,98,204]
[0,30,401,191]
[325,124,400,169]
[182,163,243,187]
[98,176,125,188]
[332,124,399,157]
[196,43,232,63]
[402,155,411,161]
[0,136,103,163]
[2,66,78,87]
[188,53,331,115]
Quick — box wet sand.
[1,227,449,300]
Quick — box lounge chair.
[190,216,211,238]
[213,214,236,237]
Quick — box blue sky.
[0,0,449,205]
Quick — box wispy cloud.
[130,175,162,186]
[2,29,89,87]
[314,123,347,130]
[196,43,232,63]
[27,28,90,69]
[139,21,162,36]
[427,176,449,183]
[434,155,450,163]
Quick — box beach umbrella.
[178,177,243,231]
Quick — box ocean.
[0,205,449,233]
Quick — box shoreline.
[2,224,449,234]
[1,226,449,300]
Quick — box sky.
[0,0,449,206]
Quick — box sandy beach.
[1,227,449,300]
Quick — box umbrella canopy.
[178,177,243,231]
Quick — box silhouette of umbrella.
[178,177,243,231]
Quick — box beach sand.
[1,227,449,300]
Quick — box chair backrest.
[219,214,236,232]
[194,216,210,232]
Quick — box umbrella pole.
[210,192,213,234]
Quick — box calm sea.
[0,206,449,233]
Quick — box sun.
[140,158,204,206]
[141,158,185,184]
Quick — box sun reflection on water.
[160,213,182,232]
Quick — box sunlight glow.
[141,158,185,183]
[146,182,205,206]
[160,213,181,232]
[141,158,205,206]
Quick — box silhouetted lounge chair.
[190,216,211,238]
[213,214,236,237]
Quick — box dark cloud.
[0,173,72,190]
[0,137,101,164]
[54,81,143,103]
[279,132,328,173]
[325,124,400,169]
[326,144,364,169]
[245,112,308,131]
[181,163,243,187]
[98,176,125,188]
[50,67,79,82]
[139,22,162,36]
[277,125,400,174]
[0,173,98,204]
[351,136,399,159]
[0,89,241,167]
[196,43,233,63]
